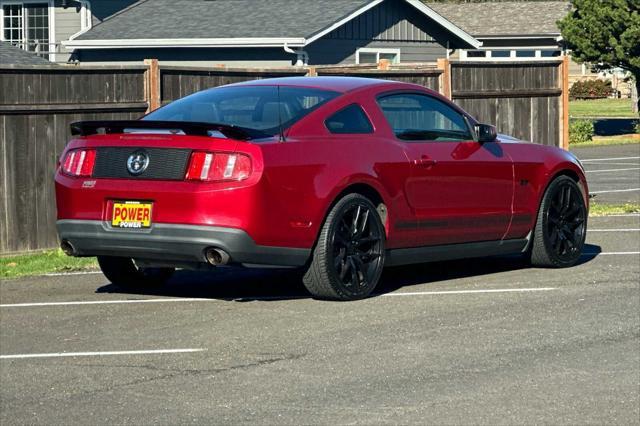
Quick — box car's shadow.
[96,244,602,301]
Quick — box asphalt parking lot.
[571,143,640,204]
[1,213,639,425]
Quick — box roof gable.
[66,0,479,49]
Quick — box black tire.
[303,193,386,300]
[97,256,174,288]
[530,175,588,268]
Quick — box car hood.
[496,133,523,143]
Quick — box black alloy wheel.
[304,194,386,300]
[531,176,587,267]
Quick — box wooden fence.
[0,57,568,254]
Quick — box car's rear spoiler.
[70,120,252,140]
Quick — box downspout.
[284,43,309,66]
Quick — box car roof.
[225,76,415,93]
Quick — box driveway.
[571,143,640,204]
[1,215,638,425]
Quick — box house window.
[541,50,561,57]
[356,48,400,64]
[466,50,487,58]
[515,50,536,58]
[490,50,511,58]
[2,3,50,57]
[462,48,564,61]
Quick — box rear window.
[144,86,339,139]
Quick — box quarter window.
[377,94,473,142]
[325,104,373,134]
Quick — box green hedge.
[569,80,613,100]
[569,119,594,144]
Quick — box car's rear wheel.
[530,175,587,267]
[303,194,386,300]
[97,256,174,288]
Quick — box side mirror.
[475,124,497,143]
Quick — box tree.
[558,0,640,113]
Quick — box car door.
[376,92,514,246]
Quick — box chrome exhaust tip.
[60,240,76,256]
[205,247,230,266]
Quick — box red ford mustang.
[55,77,588,300]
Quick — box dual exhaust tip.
[205,247,230,266]
[60,240,76,256]
[61,240,229,266]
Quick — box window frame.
[0,0,55,61]
[375,91,476,143]
[460,47,563,61]
[324,103,374,135]
[355,47,401,65]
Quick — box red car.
[55,77,588,300]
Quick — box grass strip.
[570,136,639,148]
[569,98,638,118]
[1,249,98,279]
[589,202,640,217]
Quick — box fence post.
[437,58,451,99]
[560,56,570,150]
[144,58,161,112]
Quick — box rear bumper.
[56,220,310,267]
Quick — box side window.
[325,104,373,134]
[377,94,473,142]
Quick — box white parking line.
[590,188,640,194]
[380,288,556,297]
[0,298,213,308]
[583,251,640,256]
[0,348,206,360]
[589,228,640,232]
[586,167,640,173]
[596,214,640,217]
[0,288,557,308]
[581,156,640,162]
[583,162,640,166]
[44,271,102,277]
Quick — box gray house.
[427,1,570,60]
[63,0,481,67]
[0,0,138,63]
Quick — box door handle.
[413,157,436,167]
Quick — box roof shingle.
[76,0,372,40]
[425,1,571,37]
[0,42,52,65]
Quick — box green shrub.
[634,121,640,134]
[569,80,613,100]
[569,119,594,144]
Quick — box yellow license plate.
[112,201,153,228]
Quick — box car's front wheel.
[530,175,587,267]
[303,194,386,300]
[97,256,174,288]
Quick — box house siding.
[308,0,451,65]
[54,4,83,62]
[307,39,445,65]
[74,47,295,67]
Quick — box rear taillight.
[185,152,252,182]
[61,149,96,177]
